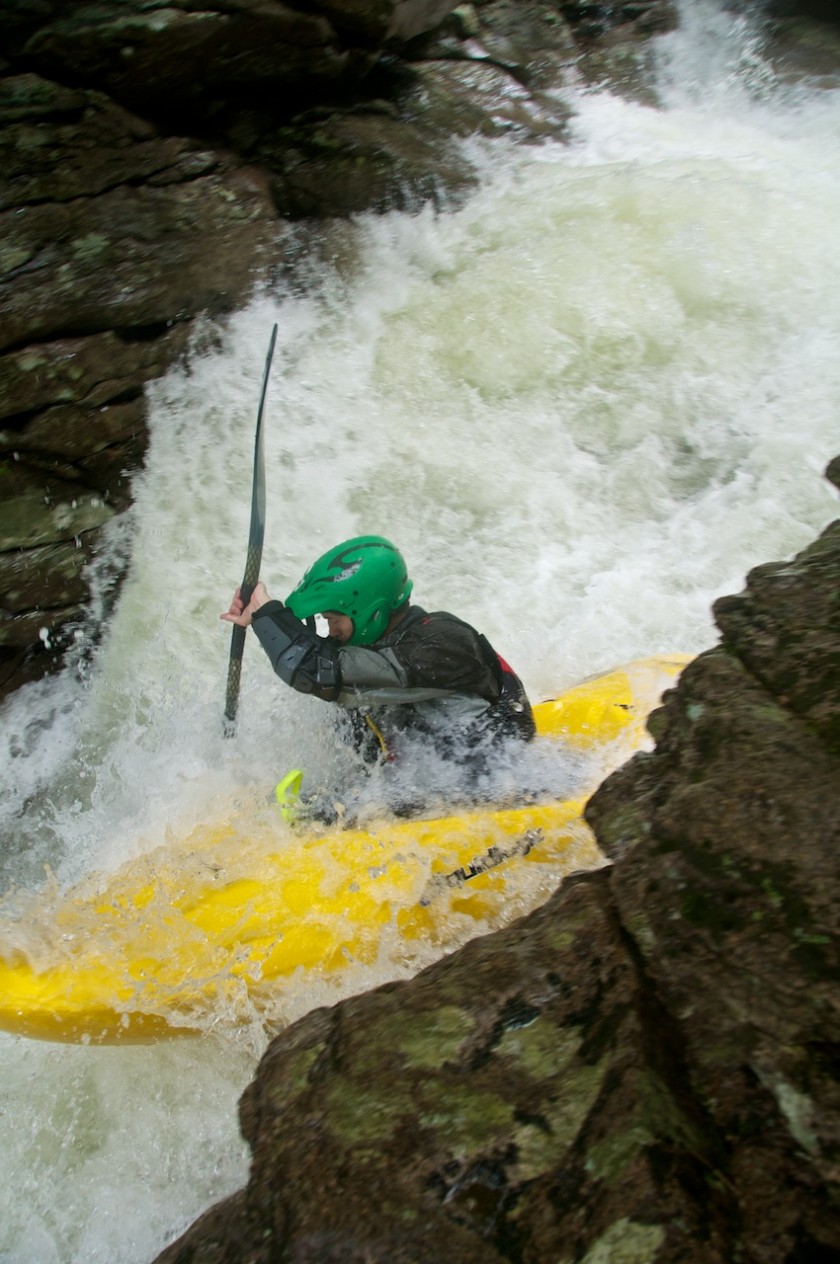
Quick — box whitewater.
[1,3,839,1260]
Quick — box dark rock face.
[0,69,283,695]
[762,0,840,25]
[0,0,678,700]
[762,8,840,86]
[155,459,840,1263]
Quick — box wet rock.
[0,327,191,421]
[156,460,840,1263]
[0,335,195,699]
[22,4,364,119]
[265,56,572,218]
[0,463,113,553]
[0,460,115,692]
[0,75,280,697]
[763,0,840,27]
[0,157,282,352]
[584,551,840,1255]
[763,13,840,88]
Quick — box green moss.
[586,1067,710,1185]
[379,1199,419,1223]
[761,877,784,907]
[545,928,577,950]
[419,1084,515,1160]
[586,1121,656,1185]
[326,1071,516,1156]
[576,1218,666,1264]
[793,928,830,946]
[542,904,602,949]
[597,805,647,852]
[625,910,657,955]
[72,233,110,262]
[514,1057,610,1179]
[267,1042,322,1110]
[393,1005,475,1069]
[325,1077,415,1146]
[0,244,35,272]
[18,353,48,372]
[310,129,344,153]
[495,1019,580,1080]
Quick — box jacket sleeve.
[251,601,341,700]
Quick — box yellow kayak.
[0,655,689,1045]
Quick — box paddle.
[223,323,278,736]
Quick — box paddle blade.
[223,324,277,735]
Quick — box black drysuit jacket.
[251,601,535,763]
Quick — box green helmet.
[286,535,413,646]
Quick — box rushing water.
[2,3,839,1259]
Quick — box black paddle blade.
[224,324,278,735]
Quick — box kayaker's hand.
[221,582,270,628]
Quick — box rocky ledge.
[155,456,840,1263]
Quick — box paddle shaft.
[223,323,278,734]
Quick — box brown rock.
[0,63,282,702]
[319,0,463,43]
[22,4,358,114]
[0,168,282,353]
[0,327,191,422]
[0,534,101,617]
[0,462,113,552]
[763,12,840,88]
[764,0,840,24]
[160,874,714,1264]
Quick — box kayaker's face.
[322,611,354,644]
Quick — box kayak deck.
[0,655,689,1044]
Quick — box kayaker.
[221,535,535,817]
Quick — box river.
[1,2,838,1259]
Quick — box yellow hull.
[0,656,689,1045]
